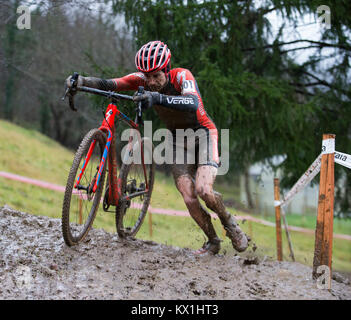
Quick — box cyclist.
[65,40,250,255]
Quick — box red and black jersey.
[84,68,220,165]
[110,68,217,132]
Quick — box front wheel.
[116,137,155,238]
[62,129,107,246]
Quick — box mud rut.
[0,205,350,300]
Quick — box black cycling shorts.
[167,128,219,182]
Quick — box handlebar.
[61,73,145,123]
[77,85,134,102]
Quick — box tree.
[0,0,135,149]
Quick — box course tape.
[275,153,322,208]
[0,171,66,192]
[275,149,351,208]
[275,150,350,208]
[335,151,351,170]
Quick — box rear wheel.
[62,129,107,246]
[116,137,154,238]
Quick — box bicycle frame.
[74,102,150,207]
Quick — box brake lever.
[61,87,70,101]
[136,86,144,125]
[62,72,79,111]
[61,89,77,112]
[68,94,77,112]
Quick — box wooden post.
[78,197,83,225]
[148,212,153,238]
[281,206,295,262]
[274,178,283,261]
[313,134,335,287]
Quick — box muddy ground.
[0,205,350,300]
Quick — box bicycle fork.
[74,104,117,195]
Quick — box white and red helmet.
[135,41,171,74]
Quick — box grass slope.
[0,119,350,272]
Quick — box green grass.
[0,119,350,272]
[0,120,72,185]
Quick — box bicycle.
[61,72,155,246]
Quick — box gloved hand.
[133,91,162,110]
[64,74,84,95]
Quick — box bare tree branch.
[287,70,351,96]
[243,39,351,52]
[259,6,278,16]
[279,45,323,54]
[290,81,323,87]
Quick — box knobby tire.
[62,129,107,246]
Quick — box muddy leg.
[195,165,249,252]
[174,174,220,243]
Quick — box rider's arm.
[81,72,146,91]
[82,77,118,91]
[111,73,146,91]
